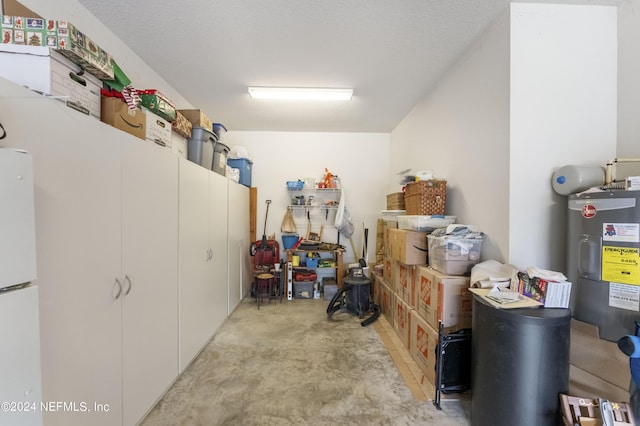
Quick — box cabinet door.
[121,141,179,425]
[0,84,124,426]
[208,172,229,332]
[228,181,250,313]
[178,159,214,372]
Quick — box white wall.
[391,8,511,264]
[390,3,617,273]
[510,3,617,270]
[618,0,640,164]
[226,131,390,265]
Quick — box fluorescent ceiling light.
[248,87,353,101]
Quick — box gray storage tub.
[212,140,230,176]
[187,126,217,170]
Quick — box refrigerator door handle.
[124,275,132,296]
[113,278,123,300]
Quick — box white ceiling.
[77,0,620,133]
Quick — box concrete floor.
[140,296,471,425]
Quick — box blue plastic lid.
[213,123,227,132]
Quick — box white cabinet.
[121,141,179,425]
[178,159,228,372]
[228,181,250,314]
[0,78,179,426]
[0,77,247,425]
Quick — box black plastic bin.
[471,295,570,426]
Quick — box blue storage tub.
[227,158,252,187]
[306,257,319,268]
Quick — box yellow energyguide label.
[602,246,640,285]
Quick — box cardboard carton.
[393,260,419,308]
[101,96,146,140]
[416,266,471,330]
[393,295,412,349]
[143,107,171,148]
[383,256,394,290]
[380,281,394,327]
[388,228,428,265]
[409,310,438,386]
[178,109,213,131]
[0,44,101,117]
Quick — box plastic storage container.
[227,158,253,187]
[380,210,406,222]
[212,123,227,141]
[187,126,216,169]
[281,234,299,249]
[323,284,338,301]
[397,215,457,232]
[293,281,314,299]
[427,235,483,276]
[212,141,230,176]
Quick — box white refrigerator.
[0,148,42,426]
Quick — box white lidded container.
[381,210,405,222]
[397,215,457,232]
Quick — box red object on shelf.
[294,271,317,282]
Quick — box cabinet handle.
[124,275,132,296]
[113,278,123,300]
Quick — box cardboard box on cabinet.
[409,310,438,386]
[178,109,213,131]
[393,296,412,349]
[393,260,419,308]
[388,228,428,265]
[143,107,172,148]
[0,44,101,118]
[171,133,187,159]
[101,96,146,140]
[55,21,114,80]
[416,266,471,330]
[171,110,193,139]
[1,17,114,80]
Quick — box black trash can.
[471,295,571,426]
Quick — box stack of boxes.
[0,13,240,172]
[372,203,481,391]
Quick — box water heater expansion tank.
[552,165,605,196]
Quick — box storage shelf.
[287,187,341,192]
[292,266,337,269]
[286,248,343,288]
[287,205,339,209]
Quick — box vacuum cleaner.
[327,267,380,327]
